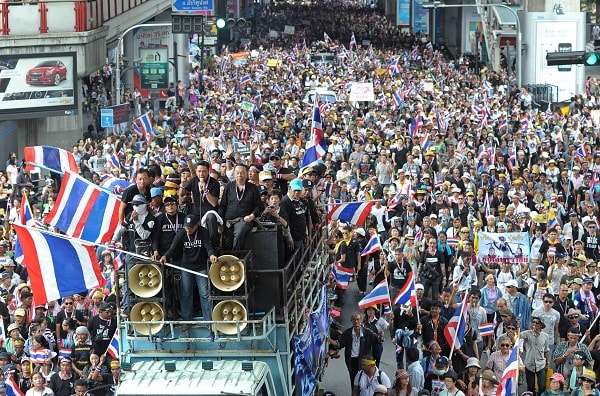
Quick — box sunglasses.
[569,314,580,319]
[64,302,73,305]
[500,344,511,347]
[506,327,517,331]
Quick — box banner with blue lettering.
[291,287,329,396]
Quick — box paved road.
[318,281,530,395]
[319,281,398,395]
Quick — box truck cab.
[115,227,330,396]
[116,360,276,396]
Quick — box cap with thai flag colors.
[24,145,79,174]
[358,279,390,310]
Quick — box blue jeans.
[179,269,211,322]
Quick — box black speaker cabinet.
[243,226,284,269]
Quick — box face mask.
[134,204,148,216]
[434,368,448,376]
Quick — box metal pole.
[200,17,205,94]
[115,22,172,105]
[424,3,521,88]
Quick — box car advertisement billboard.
[0,52,77,119]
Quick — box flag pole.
[17,223,209,278]
[413,275,421,324]
[447,291,468,362]
[26,162,64,176]
[565,158,574,207]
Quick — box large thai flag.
[361,235,382,256]
[133,112,153,145]
[13,224,105,305]
[24,146,79,174]
[393,271,417,306]
[300,94,327,171]
[44,170,121,244]
[358,279,390,309]
[443,292,468,348]
[5,375,24,396]
[107,328,119,359]
[326,201,376,225]
[496,344,519,396]
[332,262,354,290]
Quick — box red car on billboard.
[25,60,67,86]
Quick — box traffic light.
[216,18,226,29]
[546,51,600,66]
[585,52,600,66]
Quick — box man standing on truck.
[160,215,217,332]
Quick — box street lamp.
[422,1,522,88]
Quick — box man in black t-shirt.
[184,161,221,247]
[119,168,152,224]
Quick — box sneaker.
[180,324,192,332]
[349,276,355,282]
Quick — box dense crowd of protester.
[1,1,600,395]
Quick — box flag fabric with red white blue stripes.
[332,262,354,290]
[326,201,376,225]
[44,170,121,244]
[443,293,468,348]
[24,145,79,174]
[447,238,459,248]
[393,271,416,306]
[574,145,589,159]
[300,94,327,171]
[358,279,390,309]
[100,175,132,197]
[133,112,153,145]
[495,344,519,396]
[478,322,495,337]
[240,75,251,85]
[387,191,402,209]
[14,193,36,264]
[6,375,24,396]
[360,235,382,256]
[107,328,119,359]
[349,33,356,49]
[13,224,105,305]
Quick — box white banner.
[349,82,374,102]
[477,232,530,264]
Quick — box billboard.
[0,52,77,120]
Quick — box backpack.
[358,370,382,389]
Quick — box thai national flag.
[447,238,459,248]
[13,224,105,305]
[499,117,508,131]
[388,57,400,76]
[274,84,283,95]
[349,33,356,50]
[496,345,519,396]
[574,145,589,159]
[443,292,468,348]
[387,191,402,209]
[14,192,36,264]
[482,80,492,91]
[420,134,430,151]
[332,262,354,290]
[220,56,228,73]
[24,145,79,174]
[44,170,121,244]
[29,348,50,364]
[393,271,417,306]
[392,92,402,108]
[100,175,131,196]
[240,75,251,85]
[358,279,390,309]
[133,112,153,145]
[108,154,120,170]
[361,235,382,256]
[326,201,377,225]
[107,328,119,359]
[6,375,24,396]
[478,322,495,337]
[300,94,327,171]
